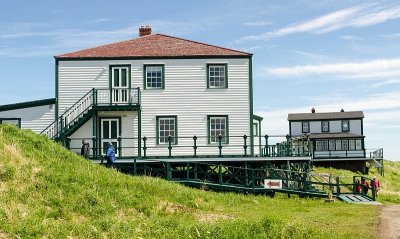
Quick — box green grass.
[0,125,380,238]
[314,160,400,204]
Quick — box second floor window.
[342,120,350,132]
[321,121,329,132]
[302,122,310,133]
[145,65,164,89]
[207,64,227,88]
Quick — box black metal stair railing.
[41,87,141,140]
[41,89,95,140]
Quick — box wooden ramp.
[338,194,381,205]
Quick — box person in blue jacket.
[105,142,116,168]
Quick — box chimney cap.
[311,107,315,113]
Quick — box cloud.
[243,21,272,26]
[263,58,400,81]
[255,91,400,137]
[0,20,211,57]
[380,32,400,39]
[86,18,112,25]
[340,35,363,41]
[239,2,400,41]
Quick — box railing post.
[264,135,269,157]
[218,162,223,185]
[193,136,197,157]
[251,170,255,191]
[353,176,356,194]
[92,136,96,160]
[218,134,222,157]
[336,176,340,196]
[168,135,172,158]
[194,163,198,180]
[143,137,147,159]
[372,179,376,201]
[286,134,290,156]
[66,137,71,150]
[118,136,122,159]
[243,135,248,157]
[134,158,137,176]
[186,162,190,180]
[166,162,171,180]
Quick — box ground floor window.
[208,115,228,143]
[0,118,21,128]
[315,139,363,151]
[157,116,177,144]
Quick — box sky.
[0,0,399,160]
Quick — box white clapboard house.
[1,26,262,159]
[287,108,374,172]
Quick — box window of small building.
[144,65,164,89]
[208,115,228,144]
[321,121,329,132]
[302,122,310,133]
[336,140,342,150]
[329,140,335,151]
[207,64,227,88]
[342,140,349,150]
[342,120,350,132]
[349,139,356,150]
[0,118,21,128]
[157,116,177,145]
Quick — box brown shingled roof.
[288,111,364,121]
[56,34,252,59]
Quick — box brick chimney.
[139,25,152,37]
[311,107,315,113]
[340,108,344,112]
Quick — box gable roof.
[0,98,56,112]
[56,34,252,59]
[288,111,364,121]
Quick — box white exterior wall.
[0,104,55,133]
[290,119,363,136]
[58,58,250,157]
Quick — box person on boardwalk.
[371,176,381,197]
[362,179,369,194]
[105,142,116,168]
[80,139,90,159]
[355,179,361,193]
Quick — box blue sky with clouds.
[0,0,399,160]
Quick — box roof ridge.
[155,34,252,56]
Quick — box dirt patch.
[196,212,235,222]
[378,205,400,239]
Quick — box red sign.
[264,179,282,189]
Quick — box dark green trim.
[55,59,59,121]
[206,63,228,89]
[321,121,330,132]
[138,109,141,159]
[253,114,263,121]
[109,64,132,104]
[252,123,258,136]
[156,115,178,145]
[55,55,252,61]
[341,120,350,132]
[143,64,165,90]
[361,118,364,135]
[0,98,56,112]
[249,57,254,156]
[258,118,262,156]
[0,118,21,128]
[207,115,229,144]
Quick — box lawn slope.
[0,125,378,238]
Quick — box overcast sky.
[0,0,399,160]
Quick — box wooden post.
[218,162,223,185]
[166,162,171,180]
[168,135,172,158]
[186,162,190,180]
[243,135,248,157]
[193,136,197,157]
[372,179,376,201]
[218,135,222,157]
[117,136,122,159]
[142,137,147,159]
[336,176,340,196]
[264,135,269,157]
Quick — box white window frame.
[145,65,164,89]
[157,116,177,145]
[208,64,227,88]
[209,116,228,144]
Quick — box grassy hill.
[0,125,387,238]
